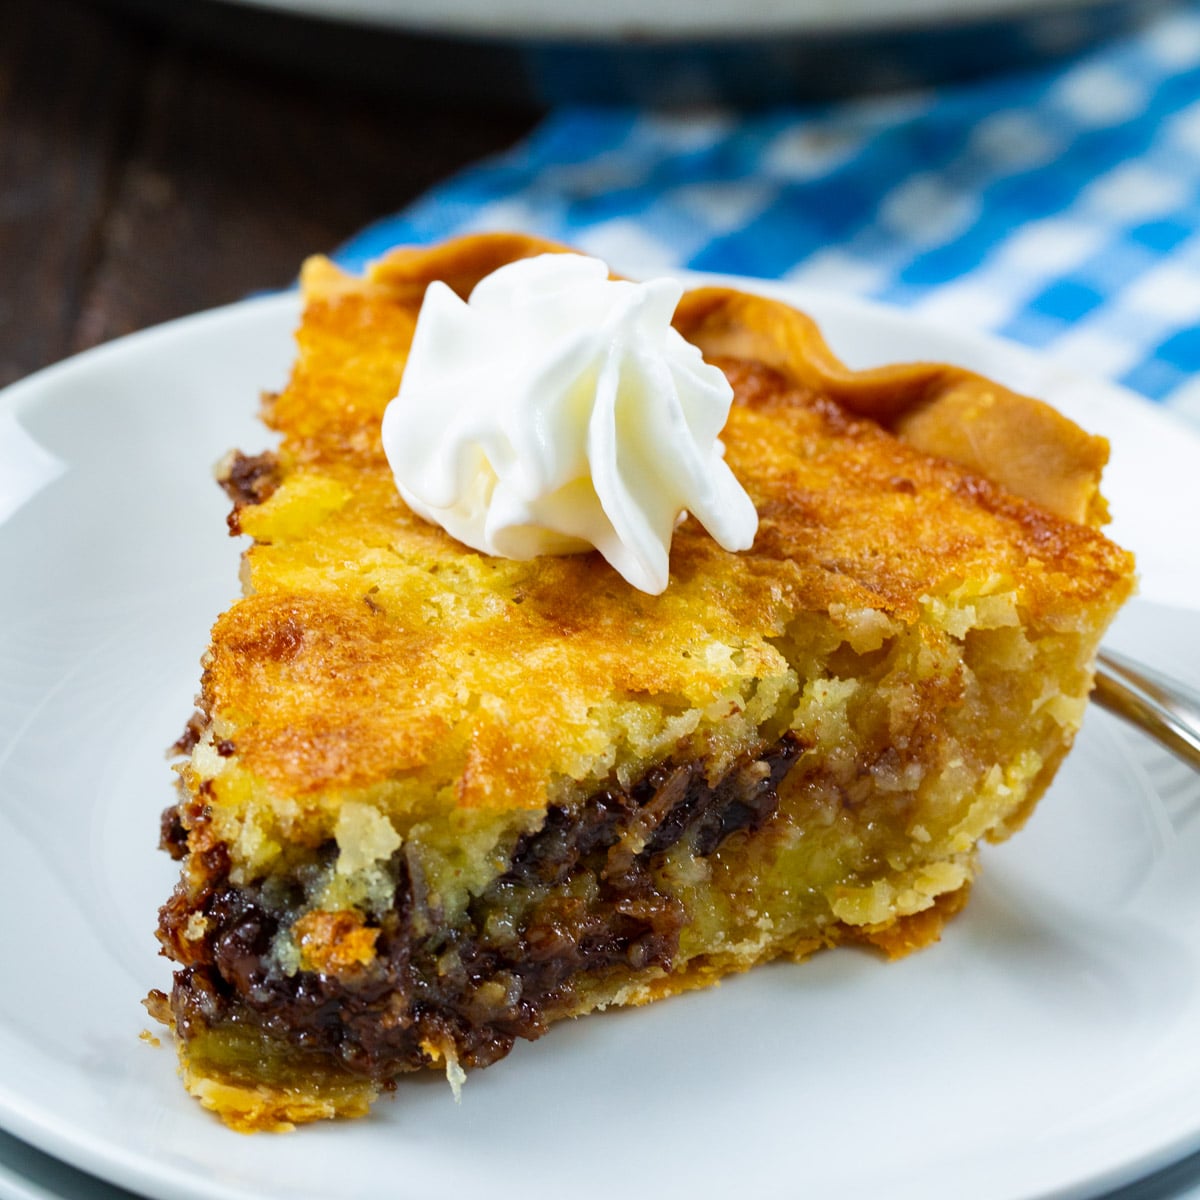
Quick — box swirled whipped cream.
[381,252,758,595]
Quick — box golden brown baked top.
[202,234,1133,816]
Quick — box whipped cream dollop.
[381,252,758,595]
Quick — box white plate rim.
[0,277,1198,1200]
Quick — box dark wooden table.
[1,0,539,390]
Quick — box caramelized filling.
[158,735,801,1082]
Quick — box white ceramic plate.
[207,0,1124,40]
[1,280,1200,1200]
[0,1126,140,1200]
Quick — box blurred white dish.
[210,0,1131,39]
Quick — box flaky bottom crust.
[157,885,969,1133]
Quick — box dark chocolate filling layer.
[217,450,282,535]
[157,734,800,1082]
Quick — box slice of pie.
[150,233,1134,1131]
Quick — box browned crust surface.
[201,234,1132,805]
[673,287,1112,526]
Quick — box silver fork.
[1093,650,1200,771]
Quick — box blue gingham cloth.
[337,4,1200,427]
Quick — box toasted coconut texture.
[151,233,1134,1131]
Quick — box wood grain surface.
[0,0,538,388]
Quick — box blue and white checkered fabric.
[337,4,1200,427]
